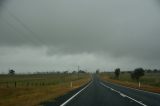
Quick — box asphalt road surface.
[57,75,160,106]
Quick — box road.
[58,75,160,106]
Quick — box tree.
[130,72,136,80]
[131,68,145,81]
[8,69,15,75]
[96,69,100,74]
[78,70,86,74]
[63,71,68,74]
[114,68,120,79]
[153,69,158,73]
[146,69,152,73]
[72,71,77,74]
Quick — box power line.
[5,9,46,45]
[0,16,41,45]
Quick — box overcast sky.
[0,0,160,73]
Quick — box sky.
[0,0,160,73]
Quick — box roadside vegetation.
[0,71,91,106]
[100,68,160,93]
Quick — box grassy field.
[0,73,91,106]
[100,72,160,93]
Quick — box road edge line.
[102,80,160,96]
[60,81,92,106]
[100,82,147,106]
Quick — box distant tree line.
[144,69,160,73]
[7,69,87,75]
[114,68,145,82]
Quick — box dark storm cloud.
[0,0,7,13]
[0,0,6,7]
[0,0,160,72]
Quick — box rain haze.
[0,0,160,73]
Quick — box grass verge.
[0,74,91,106]
[100,73,160,94]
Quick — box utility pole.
[78,66,80,79]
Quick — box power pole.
[78,66,80,79]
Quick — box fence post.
[70,81,72,88]
[7,82,9,88]
[15,82,17,88]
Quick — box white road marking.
[120,93,126,97]
[104,81,160,96]
[100,82,147,106]
[60,81,92,106]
